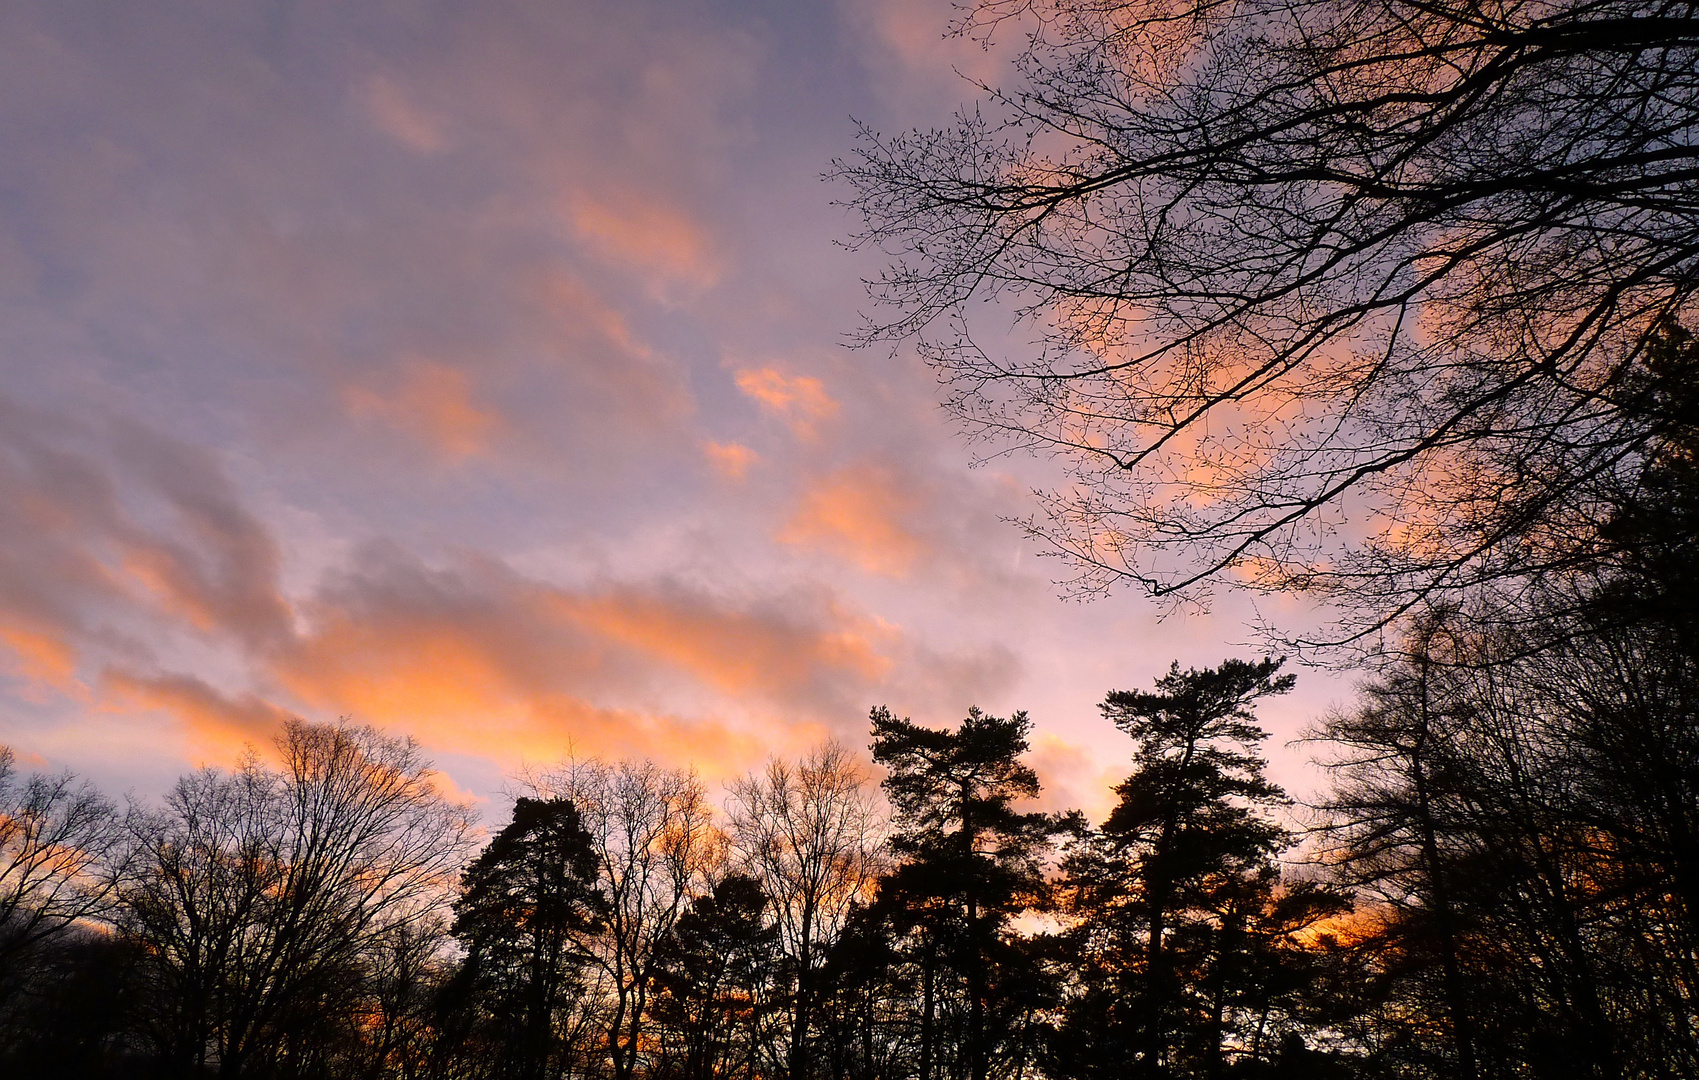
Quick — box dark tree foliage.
[838,0,1699,638]
[813,902,912,1080]
[1051,659,1346,1080]
[0,925,147,1079]
[451,797,603,1080]
[726,744,879,1080]
[869,706,1060,1080]
[1594,320,1699,638]
[3,649,1696,1079]
[118,720,474,1079]
[0,747,125,1006]
[1297,333,1699,1078]
[1314,591,1699,1077]
[648,874,778,1080]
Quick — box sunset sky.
[0,0,1349,816]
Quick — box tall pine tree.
[1053,660,1338,1080]
[870,706,1057,1080]
[452,798,602,1080]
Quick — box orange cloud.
[778,465,926,577]
[270,593,600,765]
[1027,731,1124,821]
[344,360,501,460]
[540,272,655,360]
[362,74,450,154]
[0,390,903,775]
[0,400,1022,791]
[560,588,894,696]
[529,271,696,430]
[843,0,1022,108]
[103,670,300,762]
[702,440,758,479]
[274,611,786,778]
[0,396,295,663]
[734,367,838,437]
[0,625,79,697]
[516,697,775,783]
[567,190,720,292]
[253,547,904,776]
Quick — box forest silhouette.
[6,0,1699,1074]
[1,532,1696,1079]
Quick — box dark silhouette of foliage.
[451,797,603,1080]
[3,645,1696,1080]
[870,706,1060,1080]
[0,746,127,1006]
[118,720,475,1079]
[1050,659,1345,1079]
[648,874,778,1080]
[726,744,880,1080]
[1314,592,1699,1076]
[813,902,911,1080]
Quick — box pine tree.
[870,706,1058,1080]
[648,874,777,1080]
[452,797,602,1080]
[1054,659,1333,1080]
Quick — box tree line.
[2,516,1695,1079]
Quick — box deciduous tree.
[533,760,722,1080]
[838,0,1699,639]
[0,748,125,1003]
[727,743,881,1080]
[120,719,474,1078]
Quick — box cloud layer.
[0,0,1348,817]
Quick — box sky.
[0,0,1352,819]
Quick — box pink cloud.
[344,359,501,461]
[734,367,839,438]
[0,396,293,675]
[0,625,80,700]
[778,464,927,577]
[567,189,722,294]
[361,73,451,154]
[102,669,300,762]
[701,440,759,480]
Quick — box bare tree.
[727,743,883,1080]
[533,759,722,1080]
[838,0,1699,642]
[350,916,455,1080]
[120,719,476,1078]
[0,747,126,999]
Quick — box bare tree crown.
[838,0,1699,643]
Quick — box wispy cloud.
[344,360,501,461]
[778,463,925,577]
[0,0,1349,809]
[735,367,839,439]
[361,73,452,154]
[701,440,759,480]
[567,190,722,295]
